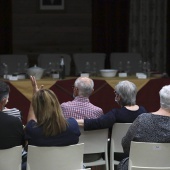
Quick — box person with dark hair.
[0,80,24,149]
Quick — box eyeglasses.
[72,85,78,90]
[114,90,119,96]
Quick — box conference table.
[4,76,170,125]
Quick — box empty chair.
[110,123,132,170]
[129,141,170,170]
[72,53,106,76]
[110,53,142,74]
[37,53,71,76]
[0,54,28,75]
[0,145,22,170]
[79,128,109,170]
[26,143,84,170]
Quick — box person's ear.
[2,97,8,106]
[92,88,94,92]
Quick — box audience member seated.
[61,76,103,119]
[61,76,103,162]
[0,80,24,149]
[77,80,147,162]
[26,76,80,145]
[117,84,170,170]
[22,76,80,170]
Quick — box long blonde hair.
[32,89,68,136]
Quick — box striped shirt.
[61,96,103,119]
[3,107,21,120]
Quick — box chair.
[79,128,109,170]
[129,142,170,170]
[0,54,28,74]
[37,53,71,76]
[110,123,132,170]
[110,53,142,74]
[26,143,84,170]
[72,53,106,75]
[0,145,22,170]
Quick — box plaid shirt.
[61,96,103,119]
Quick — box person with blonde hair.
[25,76,80,146]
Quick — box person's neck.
[152,108,170,116]
[124,105,139,111]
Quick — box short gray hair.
[160,85,170,110]
[74,77,94,97]
[115,80,137,106]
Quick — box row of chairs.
[0,144,87,170]
[0,53,142,75]
[0,123,169,170]
[0,123,130,170]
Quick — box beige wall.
[12,0,92,58]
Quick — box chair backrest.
[0,145,22,170]
[129,142,170,170]
[110,123,132,170]
[37,53,71,76]
[26,143,84,170]
[72,53,106,75]
[79,128,109,170]
[79,128,108,154]
[0,54,28,74]
[110,53,142,74]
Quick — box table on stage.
[4,77,170,125]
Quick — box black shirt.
[0,111,24,149]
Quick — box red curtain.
[92,0,130,68]
[92,0,130,53]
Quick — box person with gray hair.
[117,84,170,170]
[74,76,94,97]
[77,80,146,130]
[61,77,103,119]
[114,80,137,106]
[159,84,170,110]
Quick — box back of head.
[0,81,10,102]
[115,80,137,106]
[160,85,170,110]
[74,77,94,97]
[32,89,67,136]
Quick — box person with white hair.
[61,76,103,162]
[117,84,170,170]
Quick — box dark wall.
[167,0,170,76]
[0,0,12,53]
